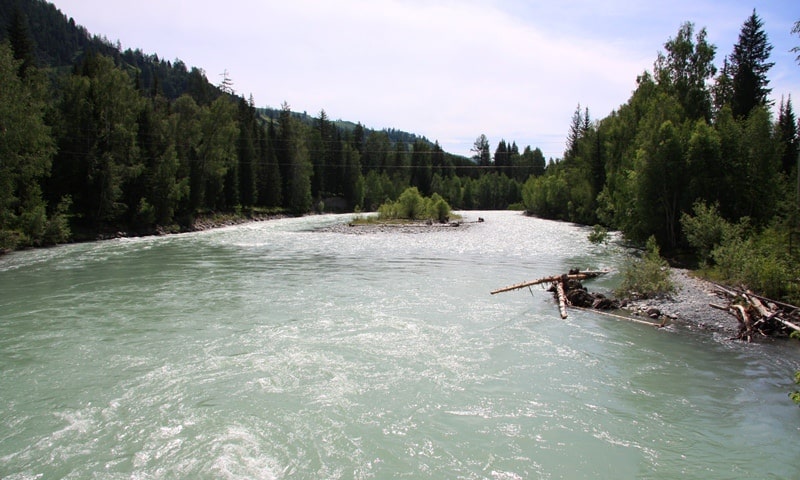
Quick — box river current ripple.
[1,211,799,479]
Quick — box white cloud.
[50,0,800,159]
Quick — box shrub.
[791,371,800,406]
[42,196,72,245]
[426,193,451,223]
[711,225,793,301]
[681,201,752,265]
[616,236,676,299]
[588,224,609,244]
[396,187,424,219]
[377,187,452,223]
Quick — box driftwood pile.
[491,269,616,319]
[710,284,800,342]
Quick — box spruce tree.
[7,6,36,78]
[778,96,799,175]
[730,10,774,118]
[471,134,491,167]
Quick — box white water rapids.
[1,211,798,479]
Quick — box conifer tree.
[7,6,36,78]
[277,103,312,213]
[0,43,56,248]
[471,134,491,167]
[730,10,774,118]
[778,96,799,175]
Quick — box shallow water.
[1,211,798,479]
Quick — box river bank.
[624,268,743,338]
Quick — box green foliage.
[710,225,795,302]
[729,11,774,118]
[791,371,800,406]
[588,225,609,244]
[680,201,738,265]
[42,196,72,245]
[0,42,57,248]
[0,1,795,275]
[616,236,677,299]
[682,201,799,302]
[377,187,451,222]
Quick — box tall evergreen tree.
[277,103,312,213]
[778,96,799,175]
[0,43,56,248]
[730,10,774,118]
[565,104,590,160]
[236,97,258,207]
[256,122,281,207]
[196,96,239,210]
[52,53,143,227]
[712,57,734,115]
[410,140,433,195]
[494,140,509,176]
[352,122,365,154]
[7,5,36,78]
[471,134,491,167]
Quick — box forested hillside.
[1,0,545,250]
[3,1,800,304]
[522,13,800,302]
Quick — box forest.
[0,0,546,245]
[1,2,800,301]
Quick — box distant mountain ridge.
[0,0,465,159]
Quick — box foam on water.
[1,211,799,478]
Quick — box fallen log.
[774,316,800,334]
[710,284,800,340]
[491,269,616,320]
[490,271,608,295]
[555,281,568,319]
[732,304,754,342]
[570,305,664,327]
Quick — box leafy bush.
[377,187,452,223]
[680,201,743,265]
[588,224,609,244]
[616,236,676,299]
[711,225,794,301]
[791,371,800,406]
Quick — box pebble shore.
[625,268,740,336]
[317,221,472,234]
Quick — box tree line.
[1,0,552,249]
[522,11,800,302]
[3,1,800,305]
[523,11,796,245]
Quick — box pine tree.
[712,57,734,114]
[0,43,56,248]
[565,104,590,160]
[471,134,491,167]
[7,6,36,78]
[778,96,799,175]
[494,140,508,176]
[730,10,774,118]
[277,103,312,213]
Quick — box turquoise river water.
[1,210,799,479]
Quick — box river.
[1,210,798,479]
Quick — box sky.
[51,0,800,160]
